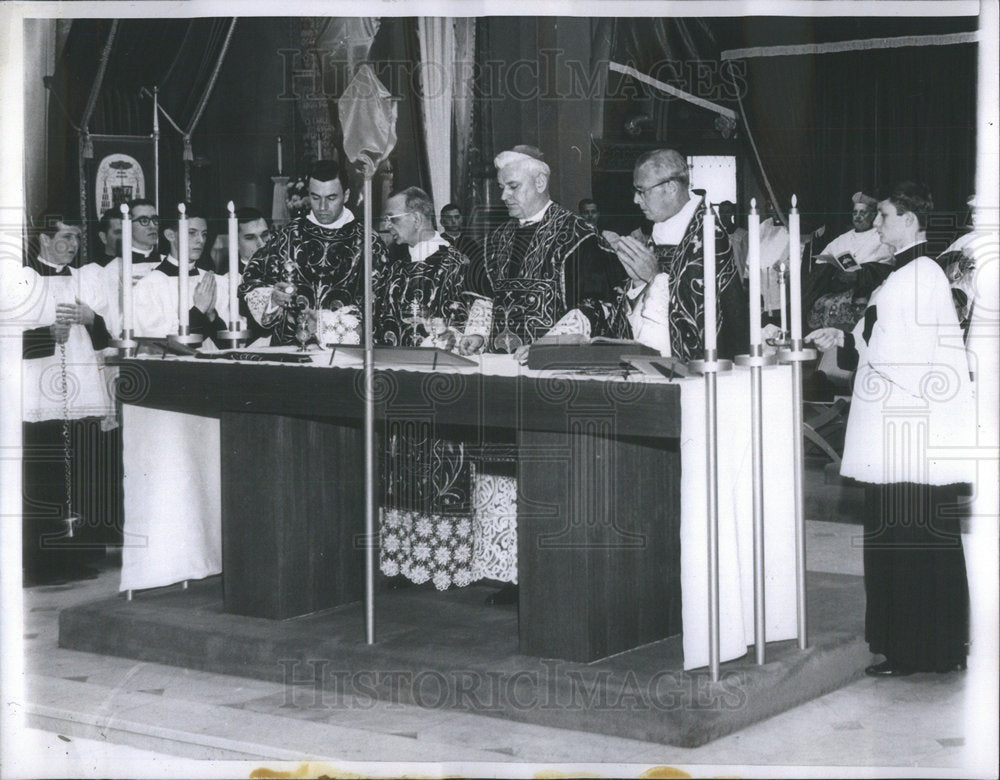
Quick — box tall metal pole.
[705,363,721,680]
[152,87,160,214]
[750,351,767,664]
[778,338,815,649]
[363,176,376,645]
[789,342,809,648]
[735,344,775,665]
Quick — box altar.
[117,352,797,668]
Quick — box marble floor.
[6,516,998,779]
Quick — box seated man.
[20,213,117,585]
[132,205,226,341]
[802,191,894,328]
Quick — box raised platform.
[59,572,871,748]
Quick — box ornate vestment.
[622,199,748,362]
[240,215,389,346]
[376,244,471,346]
[484,203,625,350]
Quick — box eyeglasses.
[133,215,159,226]
[382,213,413,223]
[633,177,680,199]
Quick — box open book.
[829,251,860,272]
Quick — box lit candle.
[227,201,239,325]
[703,201,717,354]
[747,199,761,346]
[277,136,283,175]
[778,262,787,334]
[120,203,133,334]
[178,203,189,330]
[789,194,802,341]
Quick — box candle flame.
[178,202,187,216]
[228,200,236,215]
[120,203,130,217]
[791,194,798,209]
[750,198,757,212]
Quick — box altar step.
[58,573,871,748]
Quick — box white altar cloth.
[678,367,797,670]
[120,405,222,591]
[119,353,797,670]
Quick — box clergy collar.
[408,233,450,263]
[891,241,926,269]
[651,192,701,246]
[163,254,201,272]
[131,245,155,258]
[519,200,553,226]
[35,255,72,274]
[307,207,355,230]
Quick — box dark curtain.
[737,43,977,245]
[608,18,723,139]
[53,18,237,252]
[368,18,431,205]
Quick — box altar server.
[19,214,117,585]
[807,181,974,677]
[131,204,228,340]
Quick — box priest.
[376,187,477,591]
[239,159,389,345]
[458,145,625,355]
[457,145,626,606]
[607,148,748,361]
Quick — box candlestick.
[277,136,283,175]
[778,262,787,335]
[178,203,189,329]
[789,195,802,341]
[703,201,717,354]
[748,199,761,346]
[227,201,239,324]
[120,203,133,333]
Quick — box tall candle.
[277,136,283,175]
[789,194,802,340]
[703,201,717,354]
[227,201,239,325]
[778,262,787,334]
[120,203,133,334]
[178,203,189,329]
[748,199,761,346]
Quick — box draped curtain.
[735,42,977,241]
[24,19,58,219]
[452,19,476,213]
[417,18,454,215]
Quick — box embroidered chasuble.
[623,199,748,362]
[240,215,389,346]
[485,203,626,350]
[376,244,471,345]
[377,243,475,590]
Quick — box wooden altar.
[116,357,682,663]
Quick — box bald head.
[632,148,691,224]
